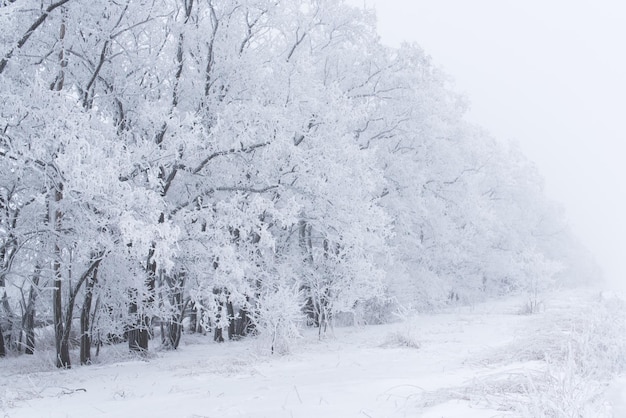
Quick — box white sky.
[347,0,626,286]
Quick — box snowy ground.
[1,287,625,417]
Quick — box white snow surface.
[1,288,625,417]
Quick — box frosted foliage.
[253,279,305,355]
[0,0,597,365]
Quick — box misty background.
[349,0,626,287]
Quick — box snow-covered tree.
[0,0,596,364]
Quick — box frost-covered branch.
[191,142,270,175]
[0,0,72,74]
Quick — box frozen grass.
[380,329,421,349]
[510,294,626,417]
[409,290,626,417]
[380,305,422,349]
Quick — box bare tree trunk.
[213,288,224,343]
[213,323,223,342]
[80,261,99,364]
[80,295,92,364]
[0,241,7,356]
[127,299,149,352]
[1,291,16,353]
[0,284,7,356]
[128,298,150,352]
[162,272,187,350]
[188,301,199,334]
[129,247,155,352]
[0,322,5,357]
[23,265,41,355]
[164,310,184,349]
[213,328,223,342]
[127,315,150,352]
[226,299,235,340]
[299,220,318,325]
[53,264,69,367]
[52,186,70,368]
[54,251,102,368]
[51,14,70,369]
[234,297,253,338]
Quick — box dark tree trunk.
[90,296,102,357]
[226,300,235,340]
[162,273,187,350]
[53,247,70,368]
[24,311,36,355]
[129,245,156,353]
[298,220,318,326]
[128,328,149,351]
[298,220,314,263]
[317,293,330,339]
[0,324,5,357]
[52,187,67,367]
[58,334,71,368]
[304,296,318,326]
[55,255,102,368]
[80,292,93,364]
[213,287,225,343]
[215,290,246,342]
[1,292,16,352]
[80,262,99,365]
[23,272,39,355]
[213,326,223,343]
[128,298,150,352]
[234,306,253,337]
[165,319,182,349]
[188,302,200,334]
[128,295,139,349]
[52,20,69,369]
[0,247,6,356]
[0,289,8,357]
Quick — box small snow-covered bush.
[352,296,396,326]
[381,330,421,349]
[381,305,421,349]
[251,283,305,355]
[519,297,545,315]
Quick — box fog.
[348,0,626,288]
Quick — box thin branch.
[0,0,72,74]
[82,40,110,109]
[286,29,307,62]
[204,1,219,97]
[161,166,179,197]
[214,185,277,194]
[239,9,266,55]
[170,185,277,216]
[191,141,269,175]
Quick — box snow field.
[1,287,624,417]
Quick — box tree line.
[0,0,597,367]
